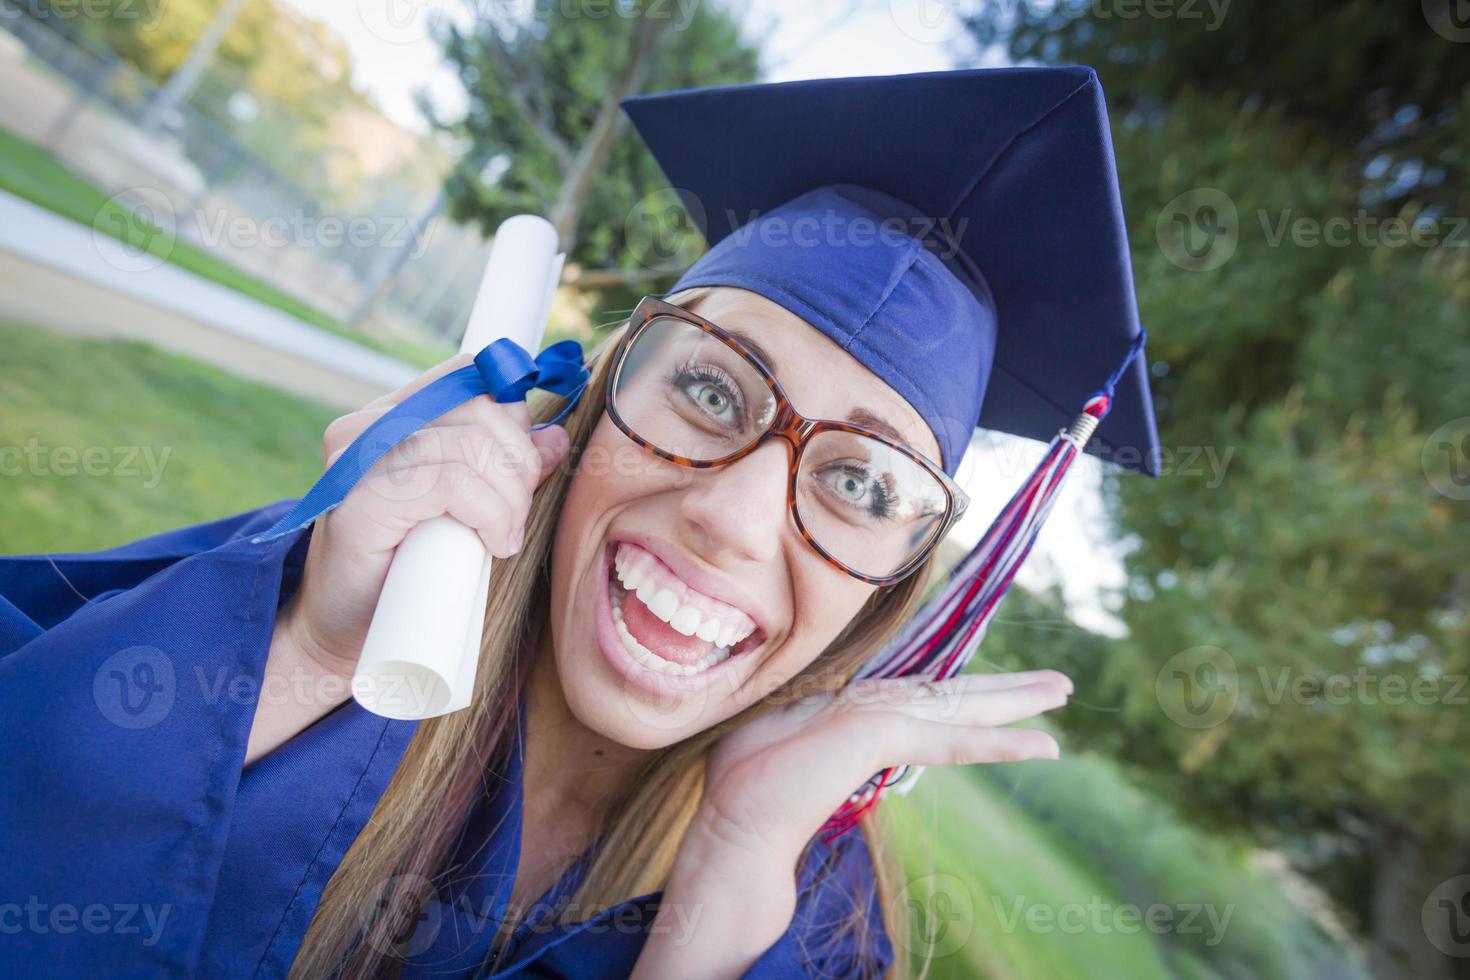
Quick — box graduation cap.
[621,66,1158,838]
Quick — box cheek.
[549,420,690,620]
[765,562,878,680]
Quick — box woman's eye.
[668,364,746,429]
[691,383,732,417]
[833,470,868,502]
[820,464,895,520]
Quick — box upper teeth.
[614,543,757,649]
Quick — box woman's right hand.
[250,357,570,758]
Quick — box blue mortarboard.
[621,65,1159,477]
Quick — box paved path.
[0,190,417,408]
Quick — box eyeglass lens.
[611,315,950,578]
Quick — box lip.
[593,540,766,699]
[612,532,772,639]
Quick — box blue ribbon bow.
[252,338,588,543]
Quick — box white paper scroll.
[352,215,564,720]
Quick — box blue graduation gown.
[0,502,895,978]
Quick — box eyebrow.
[723,327,911,446]
[726,328,778,372]
[846,408,907,446]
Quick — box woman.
[0,66,1157,978]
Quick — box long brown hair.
[290,289,934,978]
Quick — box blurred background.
[1,1,1466,977]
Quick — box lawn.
[0,124,451,369]
[0,320,336,554]
[885,755,1369,979]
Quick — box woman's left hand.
[694,669,1071,863]
[632,669,1071,979]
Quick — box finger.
[881,717,1061,768]
[354,459,522,559]
[437,397,540,475]
[442,475,523,558]
[785,712,1060,822]
[948,669,1074,695]
[880,679,1070,728]
[324,398,536,473]
[529,425,570,481]
[323,407,390,465]
[838,670,1070,711]
[364,425,533,526]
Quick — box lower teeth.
[611,585,732,676]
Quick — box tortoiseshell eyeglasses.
[605,296,970,585]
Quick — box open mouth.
[605,541,765,677]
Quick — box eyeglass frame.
[604,294,972,586]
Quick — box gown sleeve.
[740,827,897,979]
[0,502,418,979]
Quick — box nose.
[679,438,791,565]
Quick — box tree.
[430,1,759,303]
[965,8,1470,978]
[969,0,1470,215]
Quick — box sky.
[275,0,1132,636]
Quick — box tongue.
[621,587,716,667]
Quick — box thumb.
[529,425,571,482]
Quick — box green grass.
[0,321,337,554]
[886,754,1369,979]
[0,124,450,369]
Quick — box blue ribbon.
[252,338,589,543]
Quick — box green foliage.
[434,2,758,299]
[1104,94,1470,843]
[970,0,1470,214]
[965,7,1470,949]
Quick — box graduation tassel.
[820,329,1148,843]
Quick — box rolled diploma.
[352,215,564,720]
